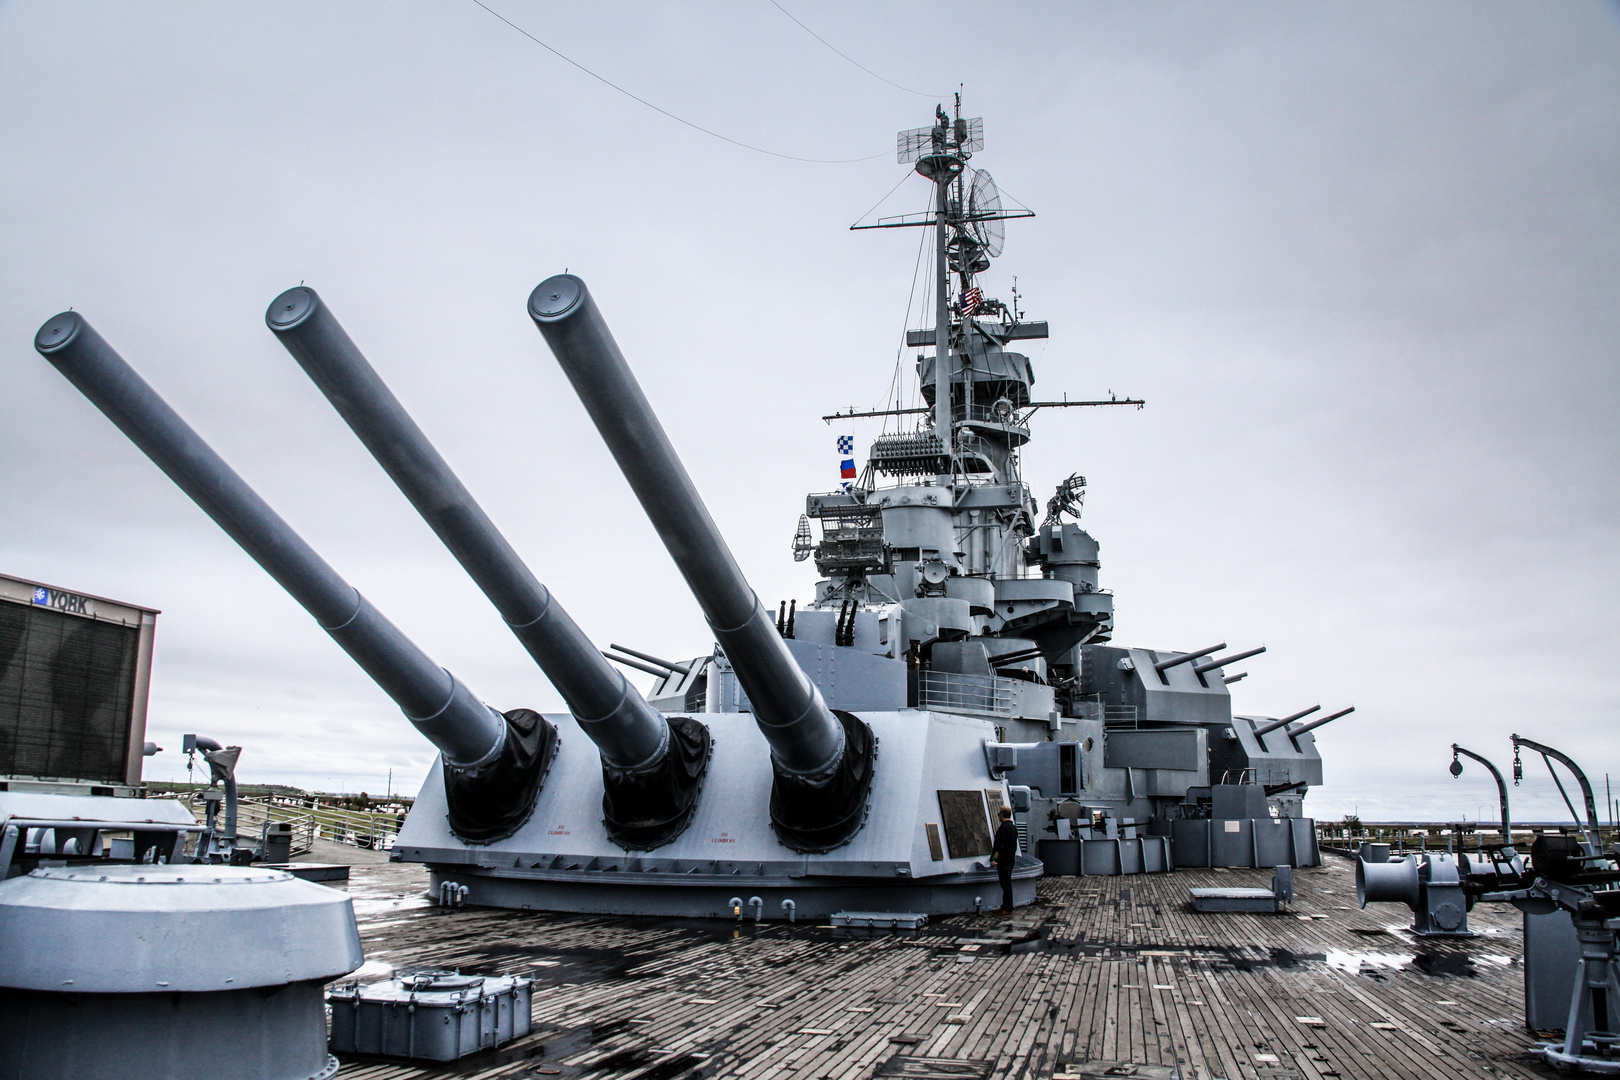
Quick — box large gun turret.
[265,287,706,850]
[527,275,875,853]
[33,312,547,842]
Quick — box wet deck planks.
[334,857,1547,1079]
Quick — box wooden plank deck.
[333,857,1550,1080]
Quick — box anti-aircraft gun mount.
[1357,736,1620,1074]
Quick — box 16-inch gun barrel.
[32,312,507,769]
[528,275,875,853]
[527,275,844,780]
[264,286,668,772]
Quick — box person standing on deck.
[989,804,1018,913]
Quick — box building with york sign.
[0,572,158,794]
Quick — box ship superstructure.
[657,101,1347,879]
[686,101,1341,867]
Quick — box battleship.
[23,99,1340,920]
[6,102,1615,1080]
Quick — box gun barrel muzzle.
[1153,643,1225,673]
[604,650,672,679]
[1192,645,1267,675]
[1286,705,1355,737]
[1253,704,1320,737]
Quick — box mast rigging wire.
[850,172,920,231]
[767,0,948,99]
[470,0,888,163]
[884,222,933,436]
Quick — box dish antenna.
[967,169,1005,259]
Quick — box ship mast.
[862,97,1025,482]
[932,155,952,479]
[842,103,1141,481]
[916,97,970,482]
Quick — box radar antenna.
[897,116,981,164]
[791,514,814,562]
[1044,473,1087,525]
[967,168,1005,258]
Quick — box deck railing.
[918,670,1016,717]
[242,796,402,852]
[150,790,405,856]
[1102,705,1139,726]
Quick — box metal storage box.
[327,971,532,1061]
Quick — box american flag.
[961,287,983,315]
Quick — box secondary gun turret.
[527,275,875,853]
[265,287,706,850]
[33,312,544,842]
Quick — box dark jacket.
[991,820,1019,866]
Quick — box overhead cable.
[768,0,949,99]
[470,0,888,164]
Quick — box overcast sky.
[2,2,1615,823]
